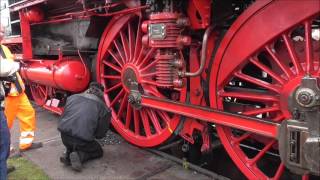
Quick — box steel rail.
[140,95,280,139]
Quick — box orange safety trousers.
[5,92,36,150]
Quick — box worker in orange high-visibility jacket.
[0,44,42,151]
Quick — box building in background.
[0,0,11,36]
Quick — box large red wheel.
[209,0,319,179]
[97,14,186,147]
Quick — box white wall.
[0,0,11,35]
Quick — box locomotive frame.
[1,0,319,179]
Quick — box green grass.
[7,157,50,180]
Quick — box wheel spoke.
[157,110,170,126]
[140,55,160,72]
[273,163,285,179]
[39,87,46,96]
[133,109,140,135]
[141,72,157,78]
[272,114,285,122]
[103,60,122,73]
[234,71,281,93]
[110,89,124,107]
[231,132,252,144]
[144,85,165,98]
[113,40,126,63]
[304,21,313,74]
[265,45,294,78]
[117,93,128,117]
[102,75,121,80]
[108,49,124,67]
[125,103,132,129]
[120,30,130,62]
[219,91,279,102]
[282,34,303,74]
[138,47,156,67]
[128,23,135,62]
[105,82,122,93]
[134,45,146,64]
[141,79,158,86]
[249,57,286,85]
[140,110,152,136]
[134,18,142,61]
[249,139,276,165]
[147,109,162,134]
[242,106,280,116]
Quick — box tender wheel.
[209,1,319,179]
[30,83,48,106]
[97,14,186,147]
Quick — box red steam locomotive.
[1,0,319,179]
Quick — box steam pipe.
[181,26,214,77]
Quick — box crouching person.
[58,82,111,172]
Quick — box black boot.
[69,152,82,172]
[60,151,71,166]
[20,142,43,152]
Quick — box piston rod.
[140,95,280,139]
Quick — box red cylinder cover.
[20,59,90,92]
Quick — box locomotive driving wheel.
[97,14,186,147]
[209,0,319,179]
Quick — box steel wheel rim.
[209,1,320,179]
[97,14,187,147]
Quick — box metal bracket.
[128,81,142,109]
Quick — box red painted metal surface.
[1,36,22,44]
[209,0,320,179]
[20,59,90,92]
[187,0,211,29]
[96,14,187,147]
[19,11,33,59]
[141,95,279,139]
[6,0,320,178]
[24,6,44,23]
[142,12,191,48]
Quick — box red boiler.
[20,59,90,92]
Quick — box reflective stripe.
[19,137,34,145]
[21,131,35,137]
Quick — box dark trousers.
[0,110,10,180]
[60,133,103,163]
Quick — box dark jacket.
[58,93,111,141]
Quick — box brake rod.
[140,95,280,139]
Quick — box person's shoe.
[7,166,15,174]
[69,152,82,172]
[60,153,71,166]
[20,142,43,152]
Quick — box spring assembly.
[155,50,175,88]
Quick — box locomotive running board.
[140,95,280,139]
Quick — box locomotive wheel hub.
[279,76,320,176]
[121,64,140,92]
[279,76,306,118]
